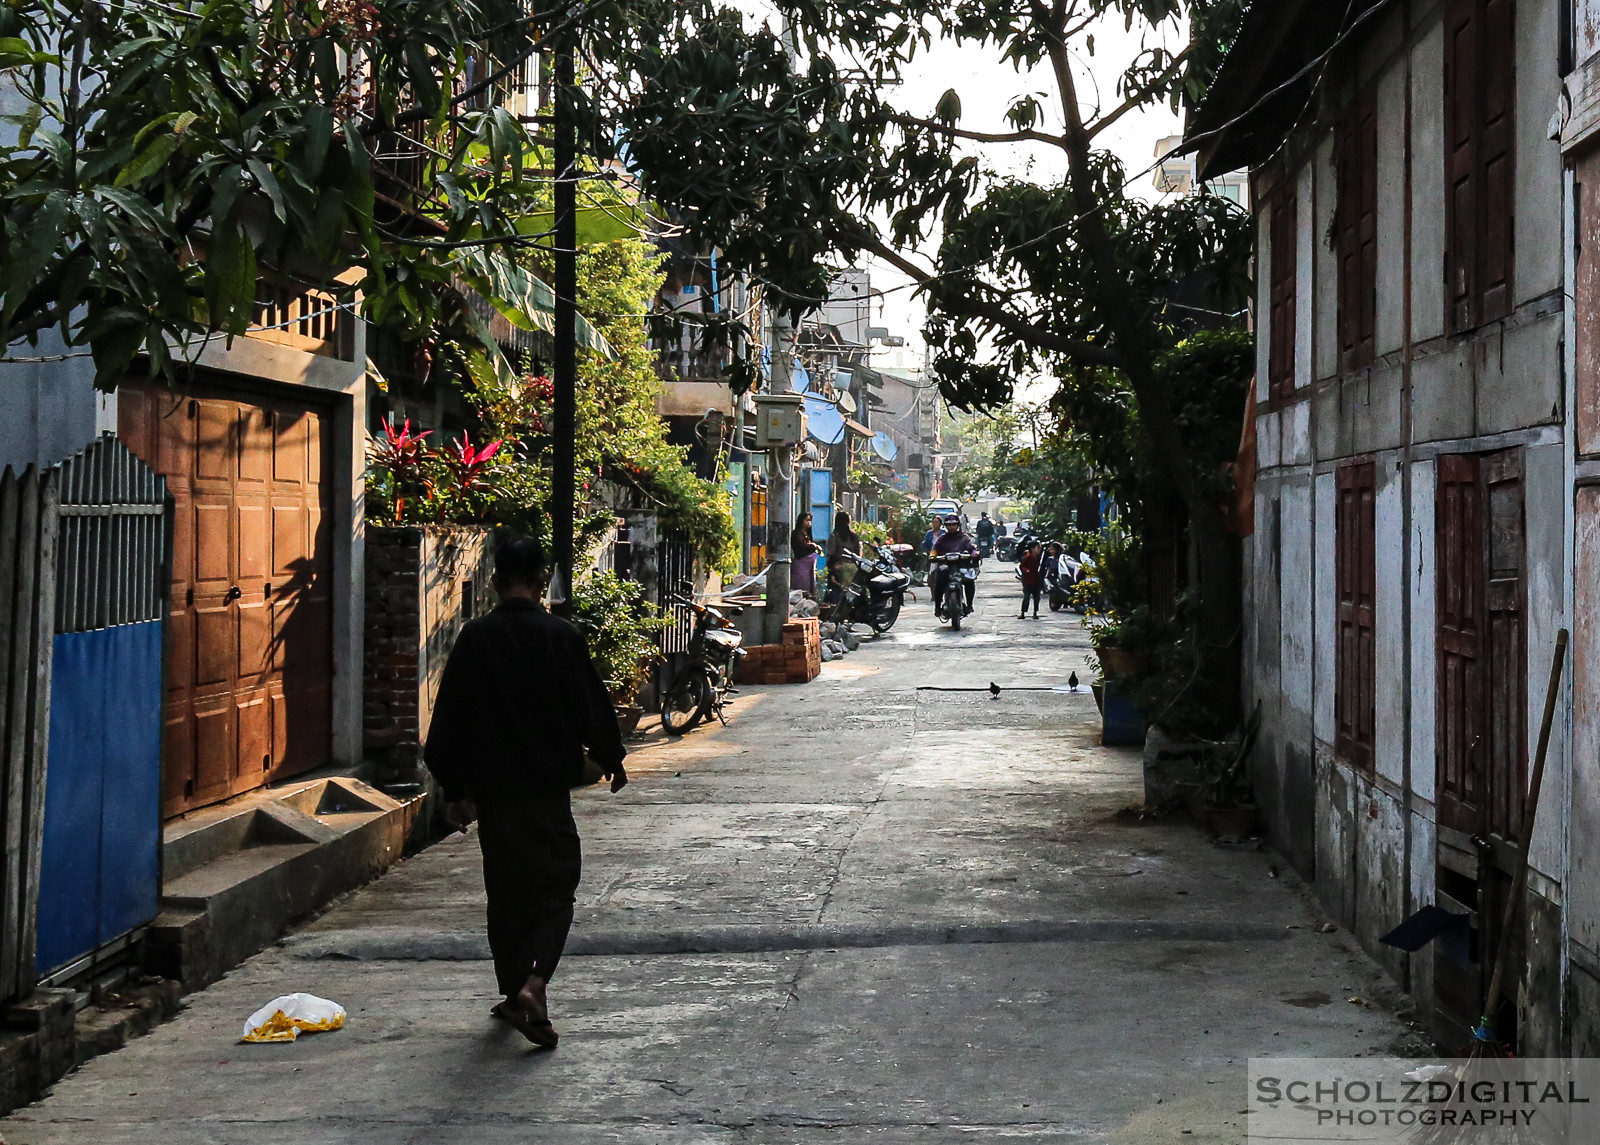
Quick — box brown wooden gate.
[1433,449,1526,1048]
[118,382,334,818]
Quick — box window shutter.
[1336,98,1378,373]
[1269,189,1297,399]
[1357,95,1379,364]
[1479,0,1515,322]
[1445,0,1480,333]
[1335,461,1377,771]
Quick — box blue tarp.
[37,622,163,974]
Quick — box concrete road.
[4,567,1420,1143]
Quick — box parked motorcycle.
[930,551,980,631]
[825,545,912,633]
[661,590,747,735]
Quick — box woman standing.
[791,512,819,594]
[1018,539,1043,619]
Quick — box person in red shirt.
[1018,540,1043,619]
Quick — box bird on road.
[988,681,1001,697]
[1068,671,1080,692]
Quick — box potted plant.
[567,571,665,735]
[1188,705,1263,839]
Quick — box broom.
[1402,631,1571,1145]
[1469,627,1566,1057]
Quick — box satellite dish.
[871,432,898,462]
[791,365,810,394]
[804,395,845,444]
[837,391,857,413]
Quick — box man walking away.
[975,512,995,556]
[1018,540,1043,618]
[424,535,628,1050]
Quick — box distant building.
[1153,134,1249,207]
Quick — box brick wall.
[363,526,494,787]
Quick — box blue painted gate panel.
[808,469,833,570]
[37,621,164,975]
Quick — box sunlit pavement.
[3,564,1419,1143]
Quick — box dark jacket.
[423,598,626,802]
[792,523,817,556]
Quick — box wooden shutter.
[1444,0,1516,333]
[1337,96,1378,372]
[1335,461,1377,769]
[1268,188,1297,399]
[1479,0,1515,323]
[1481,450,1525,842]
[1437,453,1486,834]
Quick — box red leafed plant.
[369,416,435,522]
[443,433,502,492]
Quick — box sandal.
[495,1001,558,1049]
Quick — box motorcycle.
[929,551,980,631]
[977,534,994,558]
[1045,553,1082,612]
[660,590,747,735]
[825,545,912,633]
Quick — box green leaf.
[115,133,179,185]
[246,157,286,222]
[3,190,68,323]
[204,221,257,335]
[302,107,333,180]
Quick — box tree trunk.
[1045,31,1242,725]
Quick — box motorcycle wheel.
[870,596,901,633]
[947,587,963,630]
[661,669,711,735]
[1049,597,1064,612]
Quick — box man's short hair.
[493,535,546,588]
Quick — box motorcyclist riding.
[974,512,995,557]
[929,513,979,616]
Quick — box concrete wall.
[1244,0,1573,1049]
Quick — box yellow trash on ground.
[240,993,347,1043]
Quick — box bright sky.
[730,4,1191,396]
[866,17,1189,389]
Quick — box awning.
[843,416,873,438]
[1183,0,1395,180]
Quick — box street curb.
[283,917,1294,962]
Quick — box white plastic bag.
[240,992,346,1043]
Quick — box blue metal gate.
[807,469,834,572]
[35,437,170,979]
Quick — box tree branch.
[1085,45,1192,141]
[860,236,1122,368]
[889,112,1066,150]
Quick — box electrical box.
[754,393,805,448]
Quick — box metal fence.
[35,436,170,984]
[55,436,168,635]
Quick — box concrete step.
[148,777,420,989]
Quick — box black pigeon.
[1068,671,1079,691]
[988,681,1001,697]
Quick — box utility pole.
[550,30,577,610]
[763,307,795,645]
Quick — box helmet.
[943,513,960,525]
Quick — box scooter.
[660,590,747,735]
[930,551,980,631]
[827,545,912,633]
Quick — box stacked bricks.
[735,617,821,685]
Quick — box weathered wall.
[362,526,494,788]
[1242,0,1573,1051]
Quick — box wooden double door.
[119,381,335,818]
[1434,449,1526,1048]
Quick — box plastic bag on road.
[240,992,346,1043]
